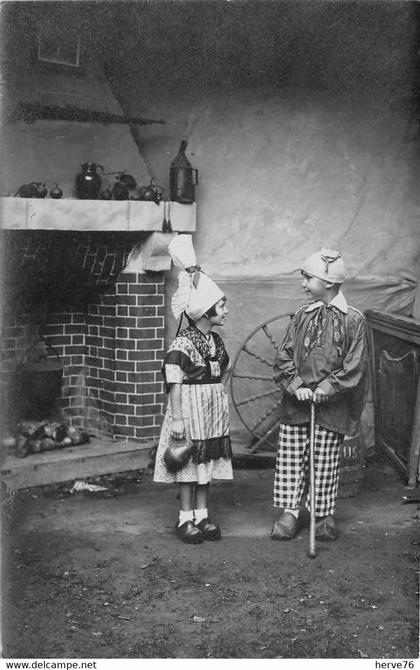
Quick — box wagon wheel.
[229,312,292,452]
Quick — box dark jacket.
[273,292,368,436]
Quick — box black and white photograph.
[0,0,419,665]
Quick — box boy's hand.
[313,387,328,404]
[295,387,313,402]
[171,419,185,440]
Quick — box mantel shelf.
[0,197,196,232]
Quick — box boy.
[272,248,368,541]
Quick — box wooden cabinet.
[365,310,420,487]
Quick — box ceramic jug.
[75,162,104,199]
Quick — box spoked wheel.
[229,312,291,452]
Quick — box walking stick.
[308,401,317,559]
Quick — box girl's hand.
[295,387,313,402]
[171,419,185,440]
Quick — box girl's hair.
[204,296,226,318]
[204,304,218,318]
[184,296,226,324]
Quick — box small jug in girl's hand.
[163,436,193,473]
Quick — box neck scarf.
[183,325,229,371]
[303,304,345,360]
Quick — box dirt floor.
[1,454,419,661]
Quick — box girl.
[153,235,233,544]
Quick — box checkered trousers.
[273,423,344,517]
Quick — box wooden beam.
[0,198,196,232]
[1,438,155,490]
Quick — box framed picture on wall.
[37,34,81,68]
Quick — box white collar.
[304,290,348,314]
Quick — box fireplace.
[1,228,171,447]
[0,12,196,467]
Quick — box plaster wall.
[154,84,419,327]
[0,121,151,198]
[131,84,419,298]
[0,7,151,197]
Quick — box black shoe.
[176,520,204,544]
[196,518,221,541]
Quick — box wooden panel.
[366,310,420,486]
[1,439,155,490]
[377,349,417,462]
[408,377,420,487]
[365,310,420,346]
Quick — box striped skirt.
[153,382,233,484]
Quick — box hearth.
[1,229,167,446]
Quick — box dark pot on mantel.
[16,182,47,198]
[75,162,104,199]
[112,180,129,200]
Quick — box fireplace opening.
[1,230,166,458]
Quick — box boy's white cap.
[301,247,346,283]
[168,235,224,321]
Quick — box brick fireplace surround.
[1,232,167,444]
